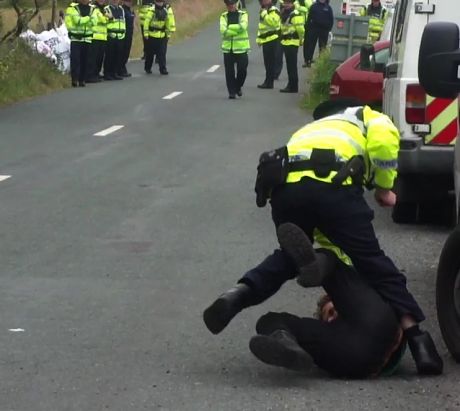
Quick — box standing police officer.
[220,0,250,99]
[104,0,126,80]
[360,0,387,43]
[256,0,281,90]
[120,0,135,77]
[279,0,304,93]
[139,0,153,59]
[203,99,443,376]
[143,0,175,75]
[65,0,93,87]
[86,0,108,83]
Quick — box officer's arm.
[143,9,152,34]
[294,15,305,43]
[366,111,400,190]
[70,7,91,25]
[264,8,280,28]
[295,1,308,17]
[238,11,248,31]
[220,14,236,37]
[166,7,175,34]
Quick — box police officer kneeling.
[203,99,443,376]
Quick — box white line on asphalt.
[0,175,11,182]
[93,125,124,137]
[8,328,25,332]
[163,91,183,100]
[206,65,220,73]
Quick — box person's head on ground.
[313,98,364,120]
[224,0,238,12]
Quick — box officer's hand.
[374,188,396,207]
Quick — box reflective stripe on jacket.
[294,0,311,23]
[280,9,304,47]
[360,4,387,42]
[65,3,93,42]
[91,5,108,41]
[286,106,400,189]
[105,5,126,39]
[220,10,250,54]
[256,6,281,45]
[143,5,175,39]
[139,3,151,25]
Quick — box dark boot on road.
[203,283,253,334]
[407,331,443,375]
[257,82,273,89]
[249,329,313,372]
[276,223,323,287]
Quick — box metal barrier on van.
[330,15,370,63]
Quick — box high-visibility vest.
[139,2,152,26]
[220,10,250,54]
[143,5,175,39]
[360,4,387,43]
[286,106,400,189]
[294,0,311,23]
[91,4,108,41]
[256,6,281,45]
[280,9,304,47]
[105,5,126,40]
[65,2,93,42]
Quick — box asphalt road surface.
[0,4,459,411]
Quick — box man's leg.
[304,26,318,65]
[70,41,80,86]
[273,39,283,80]
[281,45,298,92]
[235,52,248,95]
[144,37,154,73]
[158,37,168,74]
[223,53,237,98]
[317,28,329,53]
[259,41,275,88]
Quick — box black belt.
[281,33,299,40]
[258,30,279,39]
[288,159,344,174]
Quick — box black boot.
[249,329,313,372]
[280,86,298,93]
[407,330,443,375]
[257,82,273,89]
[203,283,253,334]
[277,223,324,287]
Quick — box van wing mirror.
[418,22,460,98]
[360,44,375,71]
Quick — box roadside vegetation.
[0,0,226,106]
[302,48,338,110]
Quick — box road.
[0,4,459,411]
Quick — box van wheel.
[391,201,417,224]
[436,225,460,362]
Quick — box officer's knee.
[255,311,290,335]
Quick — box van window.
[394,0,408,43]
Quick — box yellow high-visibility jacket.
[257,6,281,45]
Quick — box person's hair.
[314,294,332,319]
[313,98,364,120]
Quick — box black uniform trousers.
[274,39,283,79]
[304,26,329,63]
[70,41,89,83]
[240,177,425,323]
[223,52,248,96]
[262,40,277,86]
[144,37,168,71]
[104,37,123,78]
[120,29,133,75]
[283,44,299,91]
[86,39,105,80]
[255,261,401,378]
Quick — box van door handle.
[385,62,398,79]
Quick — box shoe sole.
[203,298,232,335]
[276,223,322,287]
[249,335,312,372]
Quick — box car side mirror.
[360,43,375,71]
[418,22,460,98]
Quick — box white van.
[383,0,460,223]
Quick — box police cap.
[313,98,364,120]
[224,0,238,5]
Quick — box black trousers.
[223,52,248,96]
[104,37,123,77]
[240,178,425,323]
[274,39,283,79]
[86,39,105,80]
[70,41,89,83]
[144,37,167,71]
[255,262,400,378]
[141,26,147,56]
[262,40,277,86]
[283,44,299,91]
[304,26,329,63]
[120,31,133,74]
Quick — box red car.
[329,40,390,108]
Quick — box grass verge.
[302,48,338,110]
[0,39,69,106]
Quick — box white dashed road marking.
[0,175,11,182]
[8,328,25,332]
[94,125,124,136]
[206,65,220,73]
[163,91,183,100]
